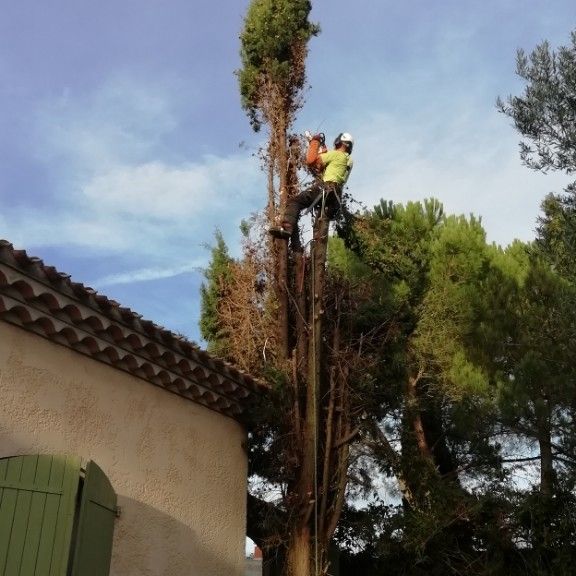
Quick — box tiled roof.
[0,240,267,423]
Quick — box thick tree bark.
[287,526,312,576]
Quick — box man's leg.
[269,184,320,238]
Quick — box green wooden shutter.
[69,461,117,576]
[0,454,81,576]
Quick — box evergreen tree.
[337,199,520,574]
[497,244,576,572]
[235,4,362,576]
[497,32,576,569]
[199,230,234,358]
[238,0,318,358]
[536,187,576,283]
[238,0,319,133]
[334,199,576,575]
[497,30,576,175]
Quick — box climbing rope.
[310,200,328,576]
[311,222,319,576]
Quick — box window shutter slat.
[20,455,54,575]
[0,456,24,573]
[48,456,81,576]
[4,455,38,574]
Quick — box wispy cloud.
[8,77,264,260]
[96,260,205,287]
[81,156,258,222]
[33,77,178,170]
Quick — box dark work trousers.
[283,181,342,229]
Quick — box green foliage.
[327,236,372,281]
[238,0,319,130]
[347,199,443,301]
[498,258,576,430]
[199,230,234,357]
[414,215,493,399]
[346,199,498,400]
[497,30,576,174]
[446,351,489,397]
[536,187,576,282]
[217,191,576,574]
[512,486,576,573]
[236,193,576,574]
[490,240,530,285]
[335,199,567,574]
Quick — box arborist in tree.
[269,132,354,239]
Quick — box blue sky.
[2,0,575,342]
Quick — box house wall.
[0,321,248,576]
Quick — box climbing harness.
[304,182,343,222]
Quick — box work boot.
[268,222,293,239]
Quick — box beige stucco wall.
[0,321,248,576]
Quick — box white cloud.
[14,78,264,259]
[4,158,262,268]
[12,151,262,257]
[96,260,205,287]
[349,108,572,247]
[81,156,258,222]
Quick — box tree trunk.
[536,395,555,554]
[284,216,331,576]
[367,419,416,507]
[405,372,433,461]
[401,371,462,510]
[275,120,290,360]
[287,525,312,576]
[537,396,555,498]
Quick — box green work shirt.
[320,150,353,185]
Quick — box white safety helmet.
[334,132,354,152]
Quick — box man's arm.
[305,135,325,173]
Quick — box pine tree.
[497,30,576,175]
